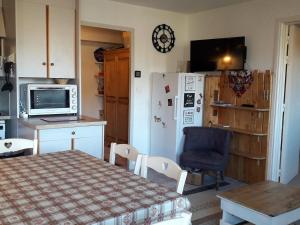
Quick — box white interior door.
[48,5,75,78]
[16,0,47,78]
[280,24,300,184]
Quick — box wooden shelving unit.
[204,70,271,184]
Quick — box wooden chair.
[109,143,142,175]
[153,211,192,225]
[0,138,38,156]
[141,156,188,194]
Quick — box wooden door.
[48,4,75,78]
[104,49,129,163]
[16,0,47,78]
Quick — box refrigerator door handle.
[173,96,179,120]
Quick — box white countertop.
[20,115,107,130]
[0,115,11,120]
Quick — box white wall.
[80,0,188,154]
[188,0,300,70]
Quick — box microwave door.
[29,89,71,115]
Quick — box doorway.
[269,22,300,184]
[80,25,132,165]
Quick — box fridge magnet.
[168,98,173,106]
[158,100,162,107]
[184,93,195,108]
[162,122,167,128]
[185,76,196,91]
[165,85,170,93]
[183,110,194,124]
[154,116,161,122]
[197,99,201,105]
[197,107,201,112]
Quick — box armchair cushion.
[180,150,225,171]
[180,127,232,171]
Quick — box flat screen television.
[190,37,246,72]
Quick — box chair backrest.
[0,138,37,155]
[109,143,142,175]
[152,211,192,225]
[141,156,188,194]
[183,127,232,155]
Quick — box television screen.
[190,37,246,72]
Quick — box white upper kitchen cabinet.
[48,4,75,79]
[16,0,75,79]
[16,0,47,78]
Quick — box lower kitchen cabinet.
[18,120,106,159]
[38,126,104,159]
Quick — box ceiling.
[109,0,253,14]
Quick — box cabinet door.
[73,126,104,159]
[48,5,75,78]
[116,53,129,143]
[39,139,71,154]
[104,49,129,144]
[73,136,103,159]
[16,0,47,78]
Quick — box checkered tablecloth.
[0,150,190,225]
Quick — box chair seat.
[180,150,225,171]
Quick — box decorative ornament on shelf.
[152,24,175,53]
[227,70,253,97]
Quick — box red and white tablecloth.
[0,150,190,225]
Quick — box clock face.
[152,24,175,53]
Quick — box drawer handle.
[72,131,75,135]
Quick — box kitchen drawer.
[39,127,74,141]
[74,126,102,138]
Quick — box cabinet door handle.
[42,62,46,66]
[72,131,75,135]
[50,63,54,66]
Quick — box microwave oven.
[22,84,78,116]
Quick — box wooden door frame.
[268,16,300,182]
[78,21,134,146]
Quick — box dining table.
[0,150,190,225]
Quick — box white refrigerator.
[150,73,205,162]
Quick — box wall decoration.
[185,76,196,91]
[152,24,175,53]
[227,70,253,97]
[165,85,170,93]
[183,110,194,124]
[184,93,195,108]
[168,99,173,106]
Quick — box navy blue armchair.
[180,127,232,190]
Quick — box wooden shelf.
[230,150,266,160]
[95,93,104,97]
[95,61,103,64]
[211,124,268,136]
[94,73,104,78]
[211,103,269,112]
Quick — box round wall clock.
[152,24,175,53]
